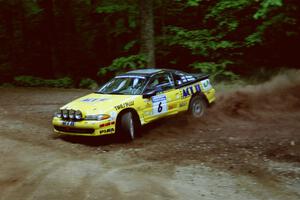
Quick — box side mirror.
[142,89,157,99]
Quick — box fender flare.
[189,92,209,107]
[115,108,141,132]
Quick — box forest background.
[0,0,299,88]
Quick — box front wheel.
[120,112,138,141]
[189,96,207,118]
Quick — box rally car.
[52,69,216,140]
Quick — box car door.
[143,72,181,123]
[172,71,200,112]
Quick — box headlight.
[69,109,75,119]
[85,114,110,121]
[75,110,82,120]
[62,109,69,119]
[54,110,62,118]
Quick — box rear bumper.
[52,117,116,136]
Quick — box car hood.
[60,93,138,115]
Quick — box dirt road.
[0,72,300,200]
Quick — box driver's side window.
[146,73,174,92]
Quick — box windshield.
[96,76,147,95]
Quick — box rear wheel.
[120,112,139,141]
[189,95,206,118]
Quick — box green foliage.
[96,0,138,30]
[166,26,236,56]
[254,0,283,19]
[14,76,73,88]
[245,13,291,46]
[218,18,239,32]
[96,4,128,13]
[186,0,202,7]
[245,32,262,47]
[0,83,14,88]
[191,61,238,81]
[23,0,42,16]
[176,0,202,7]
[98,54,147,76]
[123,40,137,51]
[95,0,136,14]
[204,0,253,36]
[79,78,98,89]
[205,0,251,20]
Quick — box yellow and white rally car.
[52,69,215,140]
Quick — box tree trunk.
[41,0,59,77]
[20,1,29,71]
[4,3,18,74]
[139,0,155,68]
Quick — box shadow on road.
[57,135,118,146]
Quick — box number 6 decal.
[152,95,167,115]
[158,102,163,113]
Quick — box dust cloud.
[214,70,300,118]
[197,70,300,123]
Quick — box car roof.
[126,69,163,75]
[123,68,181,77]
[118,68,201,79]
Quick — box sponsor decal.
[82,98,109,103]
[200,79,212,91]
[152,94,167,115]
[100,128,115,134]
[179,102,187,107]
[182,84,201,98]
[100,121,115,128]
[168,103,176,110]
[114,101,134,110]
[62,121,75,126]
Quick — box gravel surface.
[0,72,300,200]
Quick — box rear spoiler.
[175,73,209,89]
[193,73,209,81]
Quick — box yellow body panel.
[52,78,215,136]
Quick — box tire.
[189,95,206,118]
[120,112,137,141]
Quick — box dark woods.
[0,0,299,84]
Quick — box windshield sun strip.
[96,76,149,95]
[115,75,146,79]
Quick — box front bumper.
[52,117,116,136]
